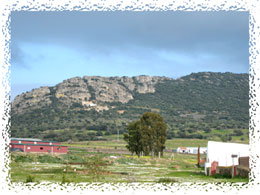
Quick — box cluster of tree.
[42,130,107,142]
[123,112,166,157]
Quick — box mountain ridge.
[11,72,249,142]
[12,75,171,114]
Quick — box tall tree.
[139,112,167,156]
[124,112,167,157]
[123,120,143,156]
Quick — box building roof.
[11,138,42,141]
[187,147,207,149]
[11,138,60,143]
[207,141,249,152]
[10,143,67,147]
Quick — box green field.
[10,138,249,183]
[62,137,248,150]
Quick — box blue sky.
[11,11,249,100]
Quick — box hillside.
[10,72,249,142]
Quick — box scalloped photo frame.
[0,0,259,195]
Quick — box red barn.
[10,138,67,154]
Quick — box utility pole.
[198,145,200,166]
[226,125,228,142]
[117,128,119,142]
[115,119,119,142]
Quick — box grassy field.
[61,137,248,151]
[10,138,249,183]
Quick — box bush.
[43,132,59,140]
[61,174,70,184]
[63,154,85,163]
[14,155,34,163]
[37,155,63,163]
[234,129,243,136]
[84,156,107,181]
[104,131,111,136]
[212,173,232,179]
[71,103,83,108]
[25,175,34,183]
[96,131,103,136]
[204,128,211,133]
[157,178,179,183]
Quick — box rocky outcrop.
[12,87,52,114]
[12,75,171,113]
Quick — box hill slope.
[10,72,249,142]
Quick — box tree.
[123,121,143,156]
[96,130,103,136]
[234,129,243,136]
[124,112,167,157]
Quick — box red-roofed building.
[10,138,67,154]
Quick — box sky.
[10,11,249,100]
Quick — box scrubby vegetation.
[10,72,249,142]
[10,138,249,183]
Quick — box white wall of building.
[200,147,207,154]
[205,141,249,171]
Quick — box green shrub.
[61,174,70,184]
[84,156,107,181]
[157,178,179,183]
[63,154,85,163]
[212,173,232,179]
[14,155,34,163]
[37,155,63,163]
[25,175,34,183]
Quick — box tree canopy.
[124,112,167,157]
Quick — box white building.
[199,147,207,154]
[177,147,188,153]
[177,147,207,154]
[82,101,97,107]
[204,141,249,174]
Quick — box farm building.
[177,147,188,153]
[10,138,67,154]
[204,141,249,176]
[177,147,207,154]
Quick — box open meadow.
[10,138,249,184]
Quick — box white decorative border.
[0,0,259,194]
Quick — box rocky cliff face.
[12,75,171,114]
